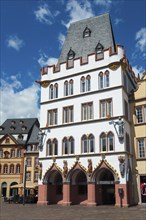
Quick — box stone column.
[87,182,96,206]
[37,184,48,206]
[62,182,71,206]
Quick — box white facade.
[37,44,137,206]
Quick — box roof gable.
[0,134,19,145]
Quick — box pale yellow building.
[0,118,40,199]
[131,72,146,204]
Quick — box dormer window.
[11,120,15,125]
[18,134,24,140]
[83,26,91,38]
[19,120,24,124]
[0,126,4,131]
[22,125,27,131]
[10,126,15,130]
[95,41,104,54]
[67,48,75,60]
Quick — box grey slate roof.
[58,13,116,64]
[0,118,40,145]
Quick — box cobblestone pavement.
[0,201,146,220]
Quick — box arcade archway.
[47,171,63,204]
[70,169,87,205]
[95,169,115,205]
[1,182,7,197]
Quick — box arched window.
[69,79,73,95]
[107,132,114,151]
[46,139,52,156]
[82,135,88,153]
[54,83,58,98]
[89,134,94,152]
[4,164,8,174]
[53,139,58,156]
[69,136,74,154]
[81,76,85,93]
[49,84,54,99]
[105,70,110,87]
[10,164,14,174]
[16,164,20,174]
[63,137,68,155]
[86,75,91,91]
[99,72,103,89]
[100,133,106,152]
[4,151,9,158]
[64,81,68,96]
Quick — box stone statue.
[63,160,68,178]
[88,159,93,174]
[118,156,125,177]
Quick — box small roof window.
[18,134,24,140]
[22,125,27,131]
[83,26,91,38]
[11,120,15,125]
[67,48,75,60]
[19,120,24,124]
[10,126,15,130]
[95,41,104,54]
[0,126,4,131]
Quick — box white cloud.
[58,33,65,49]
[0,76,40,124]
[94,0,112,9]
[114,18,123,26]
[34,3,60,25]
[7,35,24,51]
[132,27,146,61]
[38,52,58,67]
[135,27,146,58]
[132,65,145,77]
[64,0,94,28]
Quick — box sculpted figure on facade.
[87,159,93,181]
[118,156,125,178]
[63,160,68,178]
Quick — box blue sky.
[0,0,146,124]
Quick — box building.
[130,72,146,204]
[37,14,138,207]
[0,118,40,198]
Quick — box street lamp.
[23,160,27,206]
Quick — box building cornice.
[40,115,130,130]
[39,151,133,161]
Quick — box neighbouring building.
[130,72,146,204]
[0,118,40,198]
[37,14,138,207]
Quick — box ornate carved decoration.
[108,62,120,70]
[118,156,125,178]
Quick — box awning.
[11,183,38,189]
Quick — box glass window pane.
[101,136,106,151]
[138,139,145,158]
[136,107,143,123]
[101,101,106,117]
